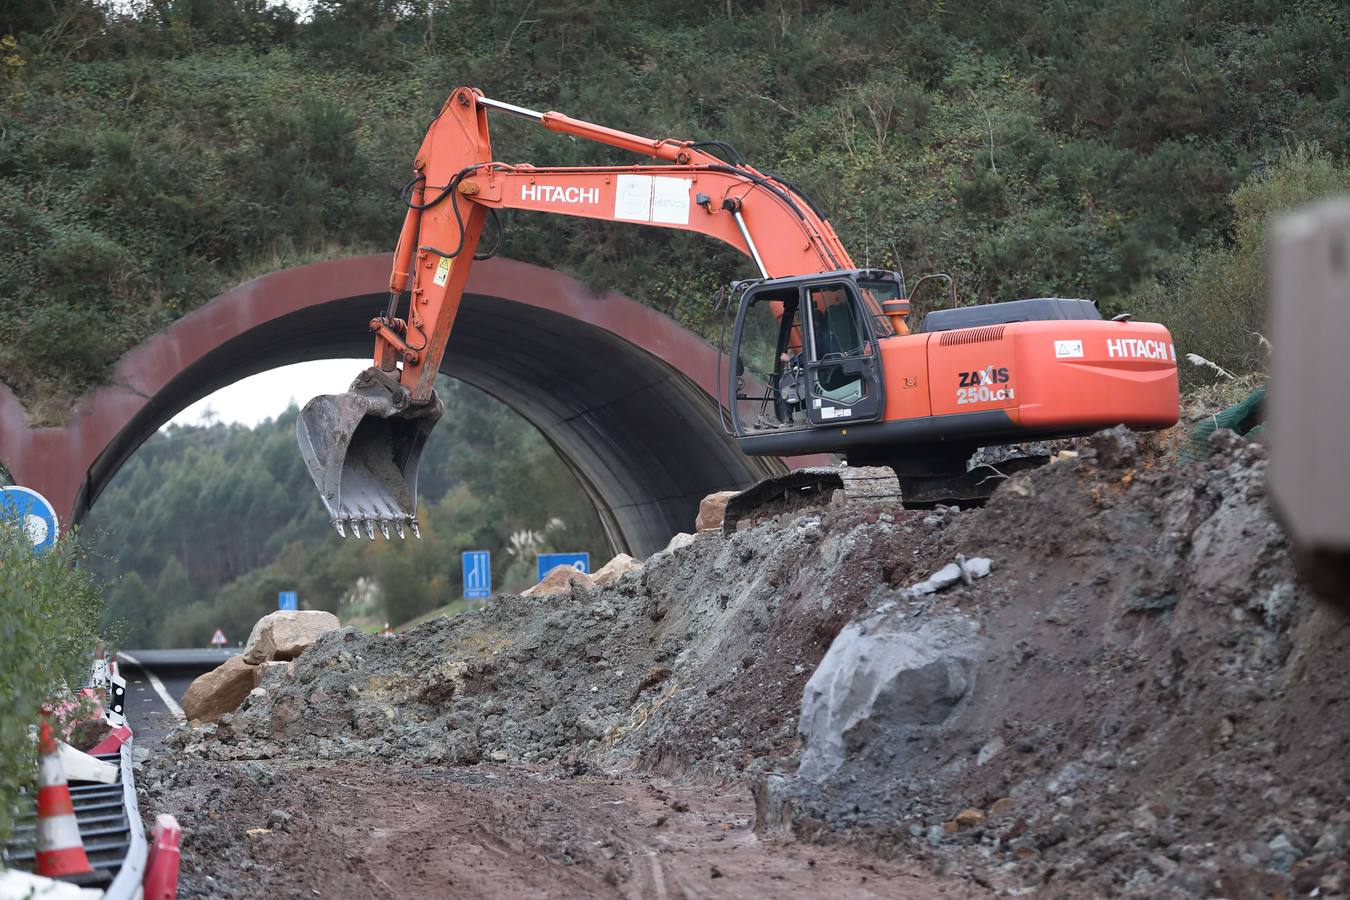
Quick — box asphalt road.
[117,647,236,752]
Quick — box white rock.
[900,557,994,598]
[664,532,695,553]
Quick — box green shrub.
[1,0,1347,413]
[1127,145,1350,383]
[0,520,104,844]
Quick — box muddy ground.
[142,757,979,898]
[142,429,1350,898]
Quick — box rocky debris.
[522,563,595,597]
[899,555,992,598]
[185,511,900,777]
[769,433,1350,897]
[251,660,291,689]
[181,655,257,723]
[164,429,1350,898]
[242,610,340,665]
[695,490,739,532]
[1083,423,1139,469]
[591,553,641,586]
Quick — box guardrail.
[2,657,179,897]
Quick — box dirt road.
[145,758,983,899]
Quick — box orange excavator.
[298,87,1179,539]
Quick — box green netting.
[1185,386,1267,461]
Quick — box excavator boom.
[298,88,851,538]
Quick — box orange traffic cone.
[34,717,95,879]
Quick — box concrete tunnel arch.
[0,255,787,558]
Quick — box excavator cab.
[296,367,441,540]
[724,269,896,437]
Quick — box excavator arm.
[300,86,1179,539]
[299,87,857,538]
[380,87,853,401]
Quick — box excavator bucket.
[296,368,443,540]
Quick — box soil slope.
[144,430,1350,898]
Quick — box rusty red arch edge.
[0,254,809,532]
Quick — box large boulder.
[695,490,740,532]
[797,610,983,781]
[522,564,594,598]
[181,655,257,723]
[591,553,642,586]
[242,610,340,664]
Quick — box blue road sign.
[278,591,298,611]
[463,550,492,599]
[537,552,590,583]
[0,486,59,555]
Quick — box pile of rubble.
[161,429,1350,897]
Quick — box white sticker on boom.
[613,174,692,225]
[1054,339,1084,359]
[614,175,652,221]
[650,176,692,224]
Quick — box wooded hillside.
[4,0,1348,423]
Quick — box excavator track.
[721,466,902,534]
[720,452,1057,534]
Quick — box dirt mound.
[183,499,906,776]
[160,430,1350,897]
[767,430,1350,897]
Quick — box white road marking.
[118,653,186,724]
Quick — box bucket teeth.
[335,508,417,541]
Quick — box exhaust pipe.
[297,367,442,540]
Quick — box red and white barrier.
[142,814,182,899]
[87,724,133,756]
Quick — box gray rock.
[1268,833,1298,872]
[976,736,1004,766]
[797,611,982,781]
